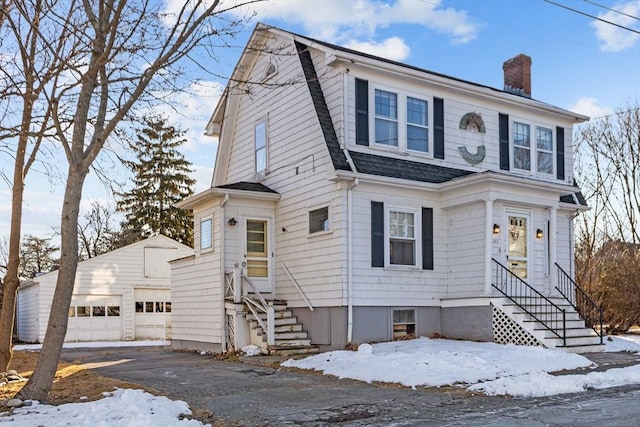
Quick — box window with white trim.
[513,121,555,175]
[375,89,398,146]
[200,216,212,250]
[387,208,418,266]
[536,127,553,174]
[309,206,329,234]
[255,120,267,175]
[513,122,531,171]
[406,97,428,152]
[372,86,430,154]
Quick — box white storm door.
[507,213,530,280]
[244,218,272,293]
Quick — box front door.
[507,213,529,280]
[244,218,272,293]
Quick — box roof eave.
[176,186,281,210]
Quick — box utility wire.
[582,0,640,22]
[543,0,640,35]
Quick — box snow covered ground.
[283,335,640,398]
[3,336,640,426]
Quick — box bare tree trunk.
[0,128,28,371]
[16,168,85,401]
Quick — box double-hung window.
[255,120,267,175]
[374,89,398,147]
[406,97,428,152]
[536,127,553,174]
[512,121,554,175]
[513,122,531,171]
[372,87,429,154]
[388,209,417,266]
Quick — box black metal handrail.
[492,258,566,346]
[555,263,604,344]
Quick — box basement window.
[393,309,416,339]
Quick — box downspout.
[343,148,358,344]
[220,194,229,350]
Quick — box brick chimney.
[503,54,531,98]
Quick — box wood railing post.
[233,263,242,303]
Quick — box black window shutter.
[371,201,384,267]
[422,207,434,270]
[499,113,510,170]
[556,126,565,180]
[355,79,369,146]
[434,97,444,159]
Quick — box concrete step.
[533,326,600,338]
[275,331,308,340]
[274,324,303,333]
[275,338,312,347]
[555,343,606,354]
[268,345,320,357]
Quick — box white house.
[171,24,602,356]
[17,235,192,343]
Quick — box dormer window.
[371,86,430,154]
[512,121,554,175]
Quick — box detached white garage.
[17,235,192,343]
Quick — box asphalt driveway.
[60,345,640,426]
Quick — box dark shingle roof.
[216,182,278,193]
[560,192,588,206]
[348,151,475,184]
[295,41,351,172]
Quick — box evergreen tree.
[117,116,195,247]
[19,235,59,279]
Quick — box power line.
[543,0,640,35]
[582,0,640,22]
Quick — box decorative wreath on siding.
[458,112,486,165]
[459,112,486,133]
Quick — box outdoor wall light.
[493,224,500,234]
[228,218,237,226]
[536,228,544,239]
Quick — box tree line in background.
[0,116,195,283]
[573,104,640,333]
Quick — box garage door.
[134,288,171,340]
[67,294,122,342]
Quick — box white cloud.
[232,0,479,47]
[345,37,410,61]
[568,97,614,120]
[590,0,640,52]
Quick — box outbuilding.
[17,235,192,343]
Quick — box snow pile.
[282,336,640,397]
[241,344,263,356]
[0,388,207,427]
[283,338,592,388]
[604,334,640,353]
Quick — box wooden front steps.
[246,299,319,356]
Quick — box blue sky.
[2,0,639,245]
